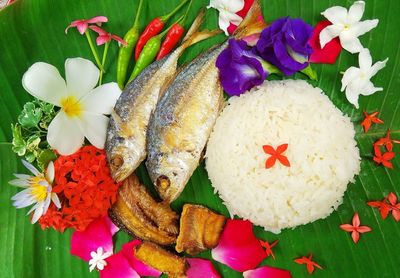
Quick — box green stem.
[85,31,104,71]
[356,129,400,139]
[180,0,193,25]
[133,0,144,27]
[99,42,110,85]
[160,0,190,22]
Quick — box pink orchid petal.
[65,20,82,34]
[100,251,140,278]
[186,258,221,278]
[121,240,162,277]
[70,217,117,261]
[212,219,267,272]
[112,34,128,46]
[96,35,111,46]
[89,25,107,35]
[76,22,89,35]
[87,16,108,24]
[243,266,292,278]
[308,20,342,64]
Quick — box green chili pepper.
[128,15,184,83]
[116,0,144,89]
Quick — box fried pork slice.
[109,174,179,245]
[135,241,187,278]
[175,204,226,255]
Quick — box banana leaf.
[0,0,399,277]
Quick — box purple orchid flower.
[256,17,313,76]
[216,39,268,96]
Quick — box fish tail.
[233,0,266,39]
[182,8,206,42]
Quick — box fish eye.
[156,175,170,190]
[112,155,124,168]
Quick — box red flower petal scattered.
[100,251,140,278]
[373,145,395,169]
[308,20,342,64]
[339,213,371,243]
[186,258,221,278]
[374,129,400,152]
[227,0,255,34]
[39,146,121,232]
[294,254,323,274]
[65,16,108,35]
[259,239,279,259]
[368,192,400,222]
[89,25,128,46]
[211,219,267,272]
[243,266,292,278]
[263,144,290,169]
[361,111,384,133]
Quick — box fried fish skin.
[135,241,187,278]
[146,44,226,203]
[175,204,226,255]
[109,174,179,245]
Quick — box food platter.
[0,0,399,277]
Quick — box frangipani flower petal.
[368,58,389,77]
[359,81,382,96]
[100,252,140,278]
[47,112,85,155]
[321,6,347,24]
[243,266,292,278]
[65,58,100,98]
[121,241,161,277]
[186,258,221,278]
[359,47,372,70]
[81,83,120,115]
[348,1,365,24]
[212,219,266,272]
[77,113,108,149]
[338,32,363,54]
[319,25,342,49]
[22,62,67,106]
[71,216,118,261]
[351,20,379,37]
[341,67,359,91]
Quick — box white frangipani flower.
[207,0,244,35]
[320,1,378,53]
[341,48,388,108]
[22,58,121,155]
[88,247,112,272]
[10,160,61,224]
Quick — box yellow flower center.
[29,176,48,202]
[60,96,82,117]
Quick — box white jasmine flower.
[207,0,244,35]
[320,1,378,53]
[89,247,112,272]
[341,48,388,108]
[10,160,61,224]
[22,58,121,155]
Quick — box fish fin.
[111,109,135,138]
[233,0,265,39]
[182,8,206,42]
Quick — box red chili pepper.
[156,23,185,60]
[134,0,189,61]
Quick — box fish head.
[106,135,141,183]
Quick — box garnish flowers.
[368,192,400,221]
[263,144,290,169]
[65,16,108,35]
[341,48,388,108]
[340,213,371,243]
[22,57,121,155]
[361,111,383,133]
[320,1,378,53]
[294,254,323,274]
[207,0,245,35]
[10,160,60,223]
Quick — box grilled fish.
[146,0,263,202]
[105,11,216,182]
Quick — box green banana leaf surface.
[0,0,399,277]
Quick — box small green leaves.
[11,124,26,156]
[18,102,43,128]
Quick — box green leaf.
[11,124,26,156]
[18,102,43,128]
[0,0,400,278]
[37,149,57,170]
[301,64,318,80]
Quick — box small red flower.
[368,192,400,222]
[373,145,395,169]
[259,239,279,259]
[361,111,384,133]
[65,16,108,35]
[339,213,371,243]
[374,129,400,152]
[367,197,392,219]
[294,254,323,274]
[89,26,127,46]
[263,144,290,169]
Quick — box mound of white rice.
[206,80,360,233]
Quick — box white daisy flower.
[89,247,112,272]
[10,160,61,224]
[207,0,244,35]
[22,57,121,155]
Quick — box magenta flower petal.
[243,266,292,278]
[70,216,118,261]
[96,35,111,46]
[87,16,108,24]
[100,252,140,278]
[112,34,128,46]
[187,258,221,278]
[211,219,267,272]
[121,240,162,277]
[308,20,342,64]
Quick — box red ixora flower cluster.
[373,129,400,169]
[368,192,400,221]
[39,146,121,232]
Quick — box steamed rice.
[206,80,360,233]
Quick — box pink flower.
[243,266,292,278]
[186,258,221,278]
[65,16,108,35]
[212,219,267,272]
[89,26,128,46]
